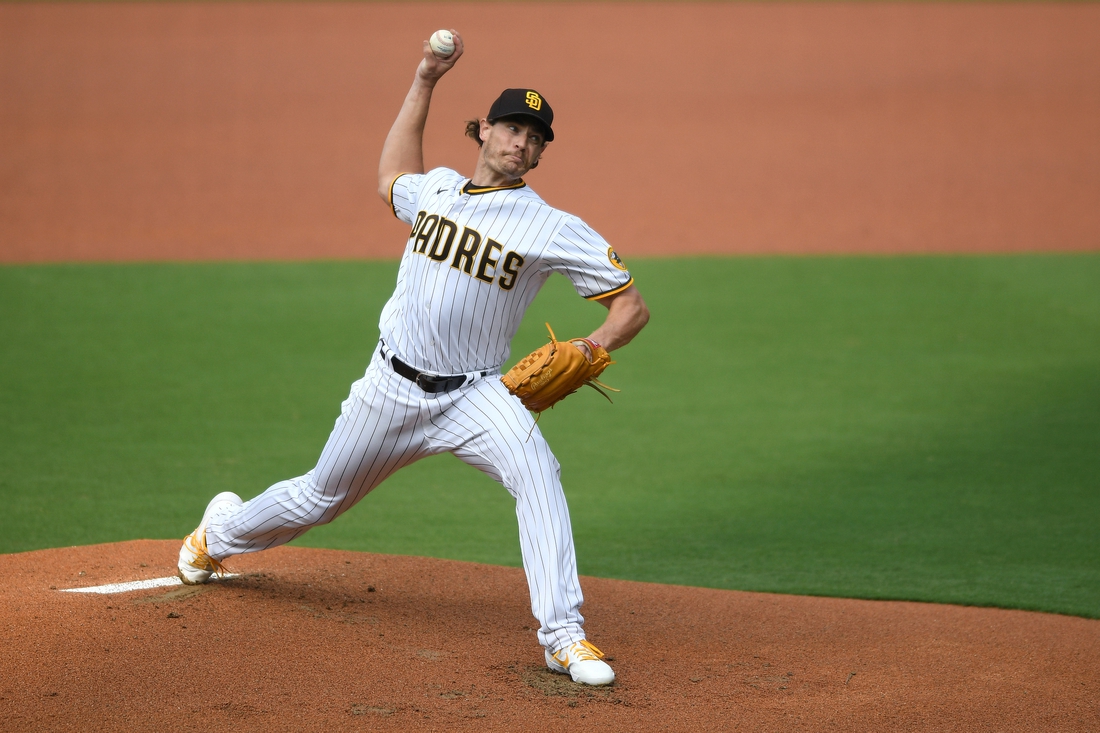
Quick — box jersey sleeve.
[544,217,634,300]
[389,173,425,224]
[390,168,466,225]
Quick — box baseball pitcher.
[177,30,649,686]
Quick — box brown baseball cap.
[487,89,554,141]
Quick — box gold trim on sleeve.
[388,173,410,219]
[586,278,634,301]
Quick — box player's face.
[478,118,547,181]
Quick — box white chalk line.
[59,574,238,594]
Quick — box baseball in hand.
[429,30,455,58]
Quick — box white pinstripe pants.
[205,347,586,651]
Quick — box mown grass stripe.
[3,254,1098,617]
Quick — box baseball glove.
[502,323,617,413]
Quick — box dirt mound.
[2,540,1097,731]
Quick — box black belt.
[380,345,487,394]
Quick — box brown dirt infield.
[2,2,1098,262]
[4,541,1098,732]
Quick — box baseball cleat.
[545,639,616,686]
[177,491,242,585]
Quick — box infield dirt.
[4,541,1099,731]
[2,2,1098,262]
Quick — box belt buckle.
[415,373,434,391]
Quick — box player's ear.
[478,118,492,143]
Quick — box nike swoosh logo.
[436,188,447,194]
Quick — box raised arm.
[376,31,465,202]
[585,285,650,353]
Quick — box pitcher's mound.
[2,540,1097,731]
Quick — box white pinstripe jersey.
[383,167,633,375]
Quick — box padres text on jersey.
[386,167,632,376]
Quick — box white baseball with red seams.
[429,30,454,57]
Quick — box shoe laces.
[184,528,228,577]
[557,639,605,666]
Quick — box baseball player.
[177,30,649,687]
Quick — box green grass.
[1,255,1098,617]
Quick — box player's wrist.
[414,67,441,87]
[573,338,598,362]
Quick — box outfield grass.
[1,255,1097,618]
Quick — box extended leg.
[202,353,430,560]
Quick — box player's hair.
[465,119,484,148]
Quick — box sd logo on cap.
[487,89,555,141]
